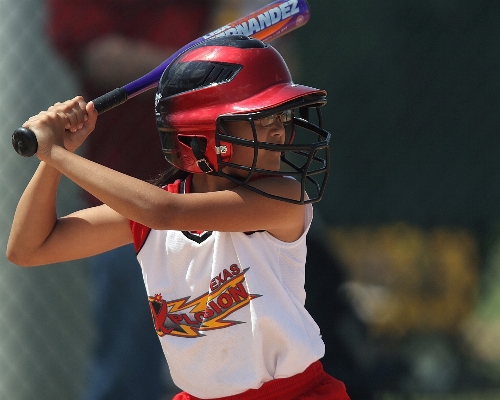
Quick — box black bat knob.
[12,127,38,157]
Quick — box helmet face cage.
[215,98,330,205]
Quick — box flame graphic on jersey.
[149,267,260,338]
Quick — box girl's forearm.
[46,146,167,228]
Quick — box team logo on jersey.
[149,265,260,338]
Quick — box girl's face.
[222,112,288,177]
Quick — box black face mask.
[215,99,330,205]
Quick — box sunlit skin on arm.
[6,97,305,267]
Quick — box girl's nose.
[268,120,286,141]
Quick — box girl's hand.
[22,96,98,161]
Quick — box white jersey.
[130,176,325,398]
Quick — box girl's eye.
[256,110,293,127]
[257,115,275,127]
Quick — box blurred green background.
[293,1,500,399]
[297,0,500,228]
[1,0,500,399]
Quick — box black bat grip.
[12,127,38,157]
[92,87,128,114]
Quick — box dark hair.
[149,166,189,187]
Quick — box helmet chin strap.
[190,137,213,173]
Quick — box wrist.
[37,143,67,166]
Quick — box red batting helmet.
[155,35,330,204]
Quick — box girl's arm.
[45,147,306,243]
[10,97,305,256]
[6,162,132,266]
[6,97,132,266]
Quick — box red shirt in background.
[47,0,211,205]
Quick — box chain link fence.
[0,0,92,398]
[1,0,500,399]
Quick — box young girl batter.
[7,36,350,399]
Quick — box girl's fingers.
[50,97,88,132]
[23,96,93,145]
[66,107,84,132]
[86,101,98,124]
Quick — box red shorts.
[172,361,350,400]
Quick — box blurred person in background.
[45,1,214,398]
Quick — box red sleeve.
[129,179,183,254]
[129,220,151,254]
